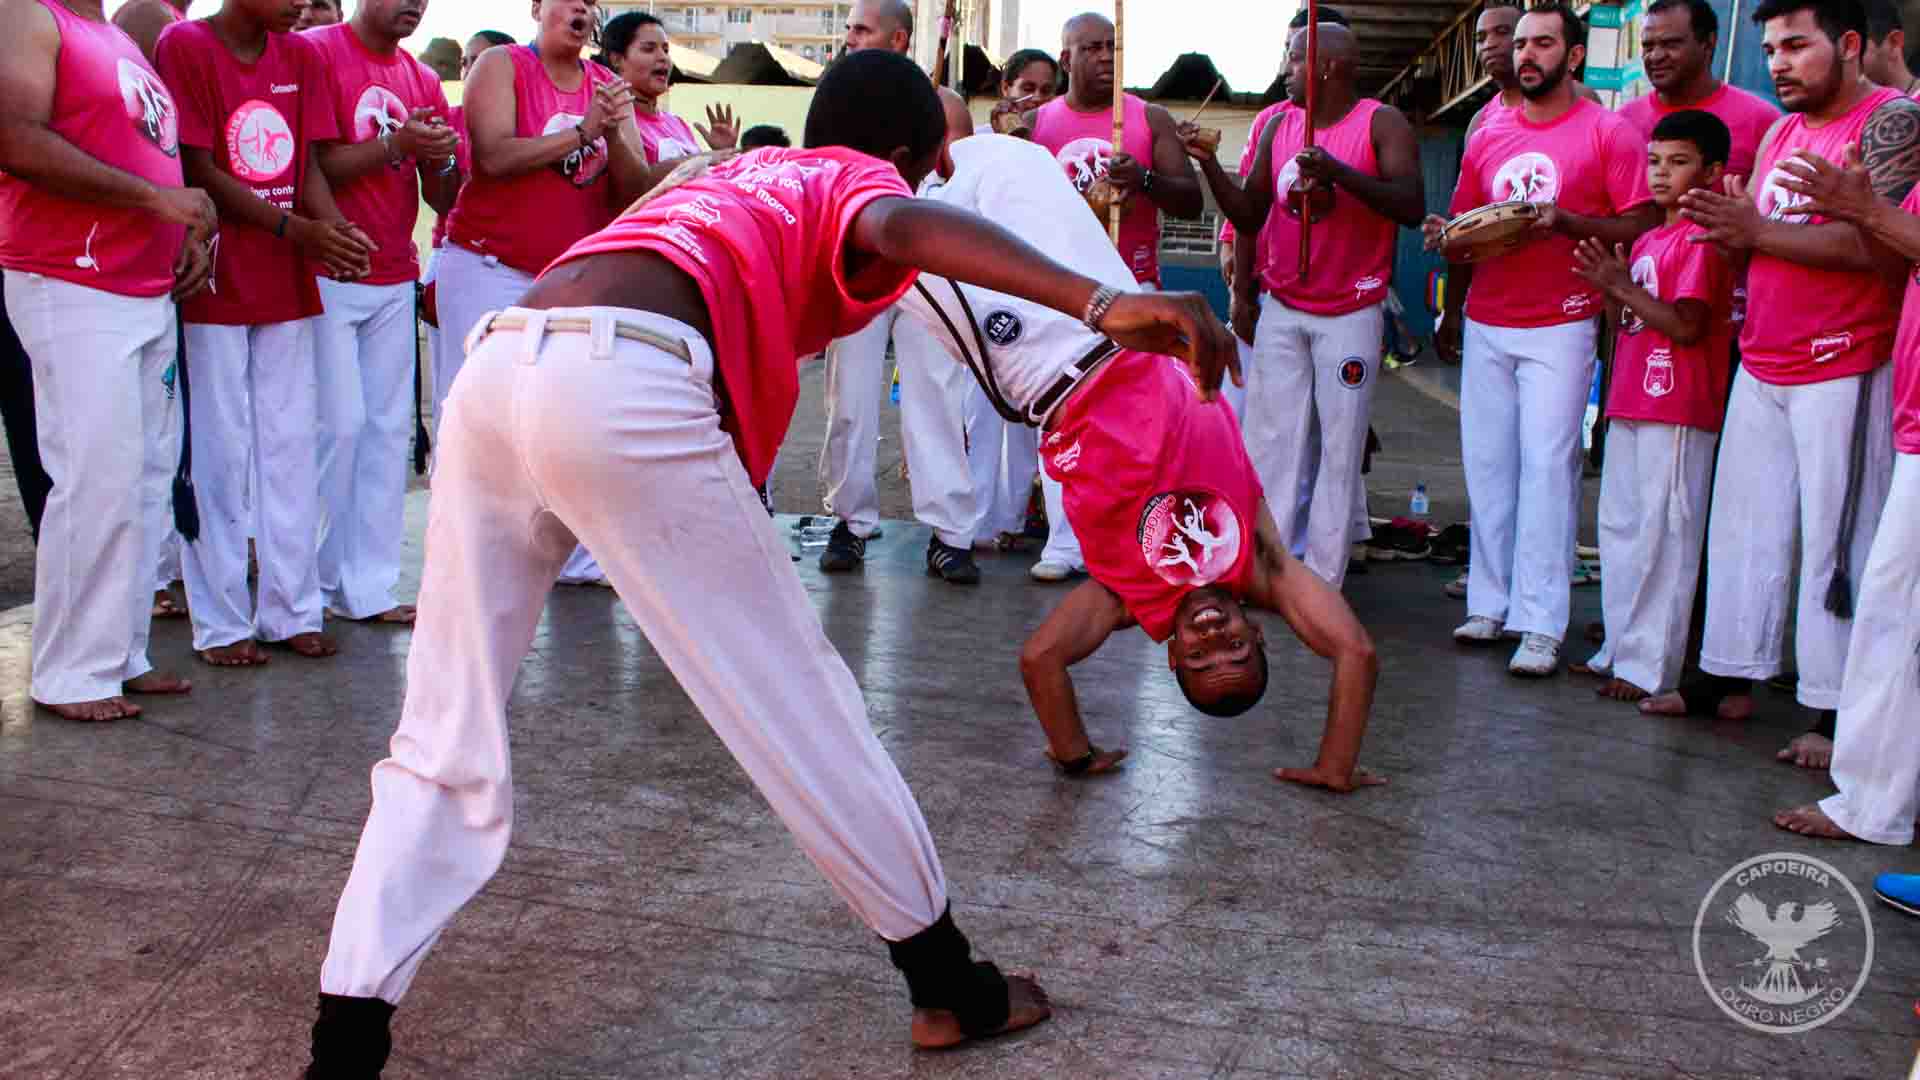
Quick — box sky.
[116,1,1295,93]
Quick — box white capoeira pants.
[1588,419,1718,693]
[1819,451,1920,845]
[1461,317,1598,639]
[5,272,177,703]
[180,319,324,650]
[1701,365,1893,709]
[961,387,1083,568]
[314,279,416,619]
[1243,296,1382,587]
[819,306,976,548]
[319,307,949,1001]
[435,243,601,582]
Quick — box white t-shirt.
[896,133,1139,423]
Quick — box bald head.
[936,86,973,142]
[1063,12,1114,44]
[1285,23,1359,103]
[1060,12,1119,106]
[845,0,913,55]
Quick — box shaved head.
[845,0,914,55]
[1060,12,1119,105]
[1285,23,1360,103]
[1063,12,1114,43]
[937,86,972,141]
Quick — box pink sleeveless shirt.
[445,46,620,275]
[1257,99,1395,315]
[0,0,185,298]
[634,106,701,166]
[1742,86,1901,385]
[1033,94,1161,286]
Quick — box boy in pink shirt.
[157,0,376,667]
[303,52,1238,1073]
[0,0,214,721]
[308,1,459,628]
[1423,3,1659,677]
[1570,110,1735,702]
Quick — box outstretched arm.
[1019,581,1134,773]
[1241,500,1383,792]
[849,196,1243,397]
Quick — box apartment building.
[607,0,1019,71]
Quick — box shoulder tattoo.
[1861,96,1920,204]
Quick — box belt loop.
[518,310,549,365]
[589,310,616,362]
[463,309,499,359]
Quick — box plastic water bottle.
[1409,482,1430,521]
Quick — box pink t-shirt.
[446,46,622,275]
[1450,98,1652,328]
[1742,86,1902,385]
[156,21,337,325]
[1257,99,1395,315]
[1615,83,1782,185]
[1887,186,1920,454]
[545,147,918,487]
[1041,350,1264,642]
[1033,94,1161,286]
[0,0,184,298]
[1219,101,1287,249]
[306,23,450,286]
[428,104,470,252]
[1604,219,1735,431]
[634,106,701,166]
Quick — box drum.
[1439,200,1541,263]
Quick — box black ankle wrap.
[886,906,1010,1037]
[304,994,396,1080]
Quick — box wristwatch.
[1141,169,1157,194]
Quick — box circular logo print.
[1693,852,1873,1034]
[226,99,295,182]
[543,111,608,186]
[352,85,408,143]
[1337,356,1368,389]
[1055,136,1113,196]
[1758,165,1812,224]
[982,310,1023,347]
[1622,253,1659,335]
[119,59,178,157]
[1491,151,1559,203]
[1138,490,1242,587]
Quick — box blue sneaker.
[1873,872,1920,917]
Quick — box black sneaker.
[926,536,981,584]
[819,522,865,572]
[1430,523,1471,565]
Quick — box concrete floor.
[4,367,1918,1078]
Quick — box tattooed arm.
[1748,96,1920,270]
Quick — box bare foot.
[1777,732,1833,770]
[1044,746,1129,776]
[910,973,1052,1050]
[36,696,140,721]
[1597,677,1650,702]
[1569,658,1608,677]
[125,671,192,695]
[1639,690,1753,720]
[152,588,186,618]
[200,641,270,667]
[271,632,339,658]
[1772,803,1856,841]
[347,605,416,625]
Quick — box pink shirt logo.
[1622,253,1658,334]
[119,59,178,158]
[1139,491,1242,587]
[226,99,295,182]
[1643,346,1675,397]
[1492,151,1559,202]
[542,111,608,186]
[1051,439,1083,472]
[1054,136,1112,195]
[1757,165,1811,223]
[352,84,407,143]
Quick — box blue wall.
[1394,131,1465,338]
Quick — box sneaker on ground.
[1874,873,1920,917]
[1444,570,1469,599]
[926,537,981,584]
[1508,632,1561,676]
[1430,523,1471,564]
[1453,615,1503,644]
[819,522,865,572]
[1030,560,1077,582]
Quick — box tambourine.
[1439,200,1541,263]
